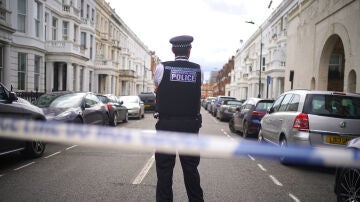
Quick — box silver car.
[259,90,360,162]
[118,96,145,119]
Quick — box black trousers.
[155,118,204,202]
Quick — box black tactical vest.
[157,60,201,117]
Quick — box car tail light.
[106,103,112,110]
[216,103,221,107]
[251,111,265,117]
[292,113,309,131]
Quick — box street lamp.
[245,21,263,98]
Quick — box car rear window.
[305,94,360,119]
[226,100,243,105]
[255,101,274,110]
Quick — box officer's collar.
[175,56,189,61]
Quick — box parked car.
[97,94,128,126]
[216,99,244,121]
[258,90,360,163]
[0,82,46,158]
[334,137,360,201]
[118,95,145,119]
[202,96,215,109]
[211,96,237,116]
[34,91,110,125]
[206,97,217,112]
[229,98,274,138]
[138,92,156,111]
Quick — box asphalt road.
[0,108,336,201]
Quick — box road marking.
[44,151,61,159]
[132,154,155,185]
[248,155,255,161]
[289,193,301,202]
[66,145,78,150]
[269,175,283,186]
[221,129,234,140]
[257,164,267,171]
[14,162,35,171]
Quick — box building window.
[80,67,84,91]
[63,21,68,40]
[34,1,40,37]
[18,53,27,90]
[80,0,84,18]
[52,17,57,40]
[0,47,3,82]
[17,0,26,32]
[91,9,95,21]
[90,35,93,59]
[89,71,92,91]
[80,32,86,49]
[44,13,48,40]
[86,4,89,19]
[74,24,78,42]
[34,56,41,91]
[72,65,76,91]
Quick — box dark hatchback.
[138,92,156,111]
[97,94,128,126]
[229,98,274,138]
[0,82,46,158]
[34,91,110,125]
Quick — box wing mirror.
[8,92,18,102]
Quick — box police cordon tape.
[0,117,359,168]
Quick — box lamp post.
[245,21,263,98]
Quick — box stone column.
[66,63,73,91]
[76,65,81,91]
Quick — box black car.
[138,92,156,111]
[97,94,128,126]
[334,137,360,201]
[0,82,46,158]
[34,91,110,125]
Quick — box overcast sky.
[106,0,282,81]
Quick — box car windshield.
[97,95,107,103]
[119,96,138,103]
[305,94,360,119]
[34,93,84,108]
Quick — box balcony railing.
[119,69,135,78]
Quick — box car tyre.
[336,168,360,202]
[21,141,46,158]
[112,113,118,126]
[242,122,248,138]
[229,119,237,133]
[123,113,128,123]
[279,137,290,165]
[74,117,83,124]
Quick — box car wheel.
[258,129,265,144]
[21,141,46,158]
[229,119,237,133]
[112,113,118,126]
[73,117,83,124]
[279,137,289,164]
[242,122,248,138]
[138,110,141,119]
[123,112,128,123]
[336,168,360,202]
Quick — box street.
[0,108,336,202]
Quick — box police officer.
[154,35,204,202]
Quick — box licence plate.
[325,136,352,145]
[144,104,150,107]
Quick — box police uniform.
[154,35,204,202]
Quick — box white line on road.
[44,151,61,159]
[132,154,155,185]
[257,164,267,171]
[248,155,255,161]
[66,145,78,150]
[289,193,301,202]
[269,175,283,186]
[14,162,35,171]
